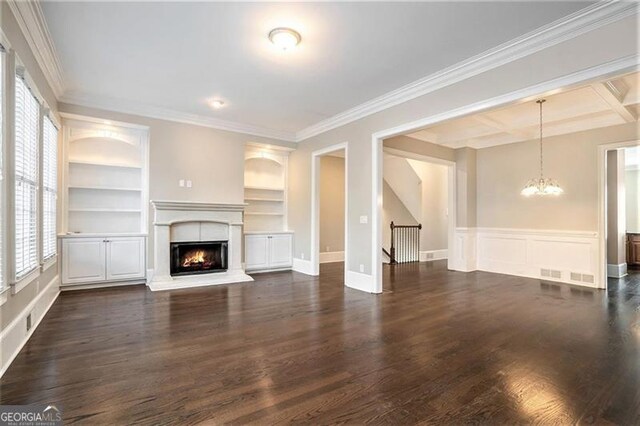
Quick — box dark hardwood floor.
[1,261,640,424]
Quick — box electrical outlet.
[359,216,368,224]
[26,312,32,332]
[326,246,330,252]
[301,253,305,260]
[359,264,364,273]
[179,179,185,187]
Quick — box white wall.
[383,154,421,222]
[408,159,448,251]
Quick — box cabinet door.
[62,238,106,284]
[245,235,270,270]
[106,237,146,281]
[269,234,293,268]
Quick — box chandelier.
[521,99,563,196]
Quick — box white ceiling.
[41,1,594,140]
[408,72,640,149]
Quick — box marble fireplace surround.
[149,200,253,291]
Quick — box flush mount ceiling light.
[268,27,301,51]
[521,99,563,197]
[210,99,225,109]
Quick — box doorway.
[311,143,348,281]
[603,144,640,286]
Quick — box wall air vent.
[550,270,562,279]
[570,272,595,284]
[581,274,594,284]
[541,269,551,277]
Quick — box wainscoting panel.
[0,276,60,377]
[471,228,601,288]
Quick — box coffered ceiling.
[35,1,604,141]
[408,72,640,149]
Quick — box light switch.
[179,179,185,187]
[359,215,368,224]
[186,180,192,188]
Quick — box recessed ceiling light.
[268,27,301,51]
[210,99,225,109]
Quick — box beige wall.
[319,156,345,253]
[627,168,640,233]
[607,150,626,266]
[58,103,294,269]
[477,123,639,231]
[1,3,60,330]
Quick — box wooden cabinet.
[62,236,146,287]
[245,233,293,272]
[627,233,640,267]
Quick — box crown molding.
[59,92,297,142]
[295,0,639,142]
[6,0,65,98]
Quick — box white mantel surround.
[149,200,253,291]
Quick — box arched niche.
[68,136,142,167]
[244,157,284,189]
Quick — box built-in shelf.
[245,197,284,202]
[244,185,284,191]
[244,212,284,216]
[69,159,142,169]
[62,114,149,235]
[68,185,142,192]
[69,208,142,213]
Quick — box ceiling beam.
[470,114,534,140]
[591,81,637,123]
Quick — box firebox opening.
[170,241,228,276]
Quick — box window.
[42,116,57,261]
[14,74,39,279]
[0,48,4,290]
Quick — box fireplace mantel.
[149,200,253,291]
[151,200,247,212]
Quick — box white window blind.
[14,75,40,279]
[42,116,57,261]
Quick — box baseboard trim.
[420,249,448,262]
[607,263,628,278]
[292,258,315,275]
[61,280,147,291]
[319,251,345,264]
[0,275,60,378]
[345,270,377,293]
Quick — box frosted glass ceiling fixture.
[521,99,563,197]
[269,27,301,51]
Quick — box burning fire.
[182,250,207,267]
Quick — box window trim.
[41,113,57,263]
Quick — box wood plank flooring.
[1,261,639,424]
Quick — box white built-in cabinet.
[244,232,293,272]
[62,237,146,285]
[59,114,149,288]
[243,144,294,272]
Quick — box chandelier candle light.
[521,99,563,196]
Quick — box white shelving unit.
[59,114,150,288]
[243,144,294,272]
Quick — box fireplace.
[170,241,228,276]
